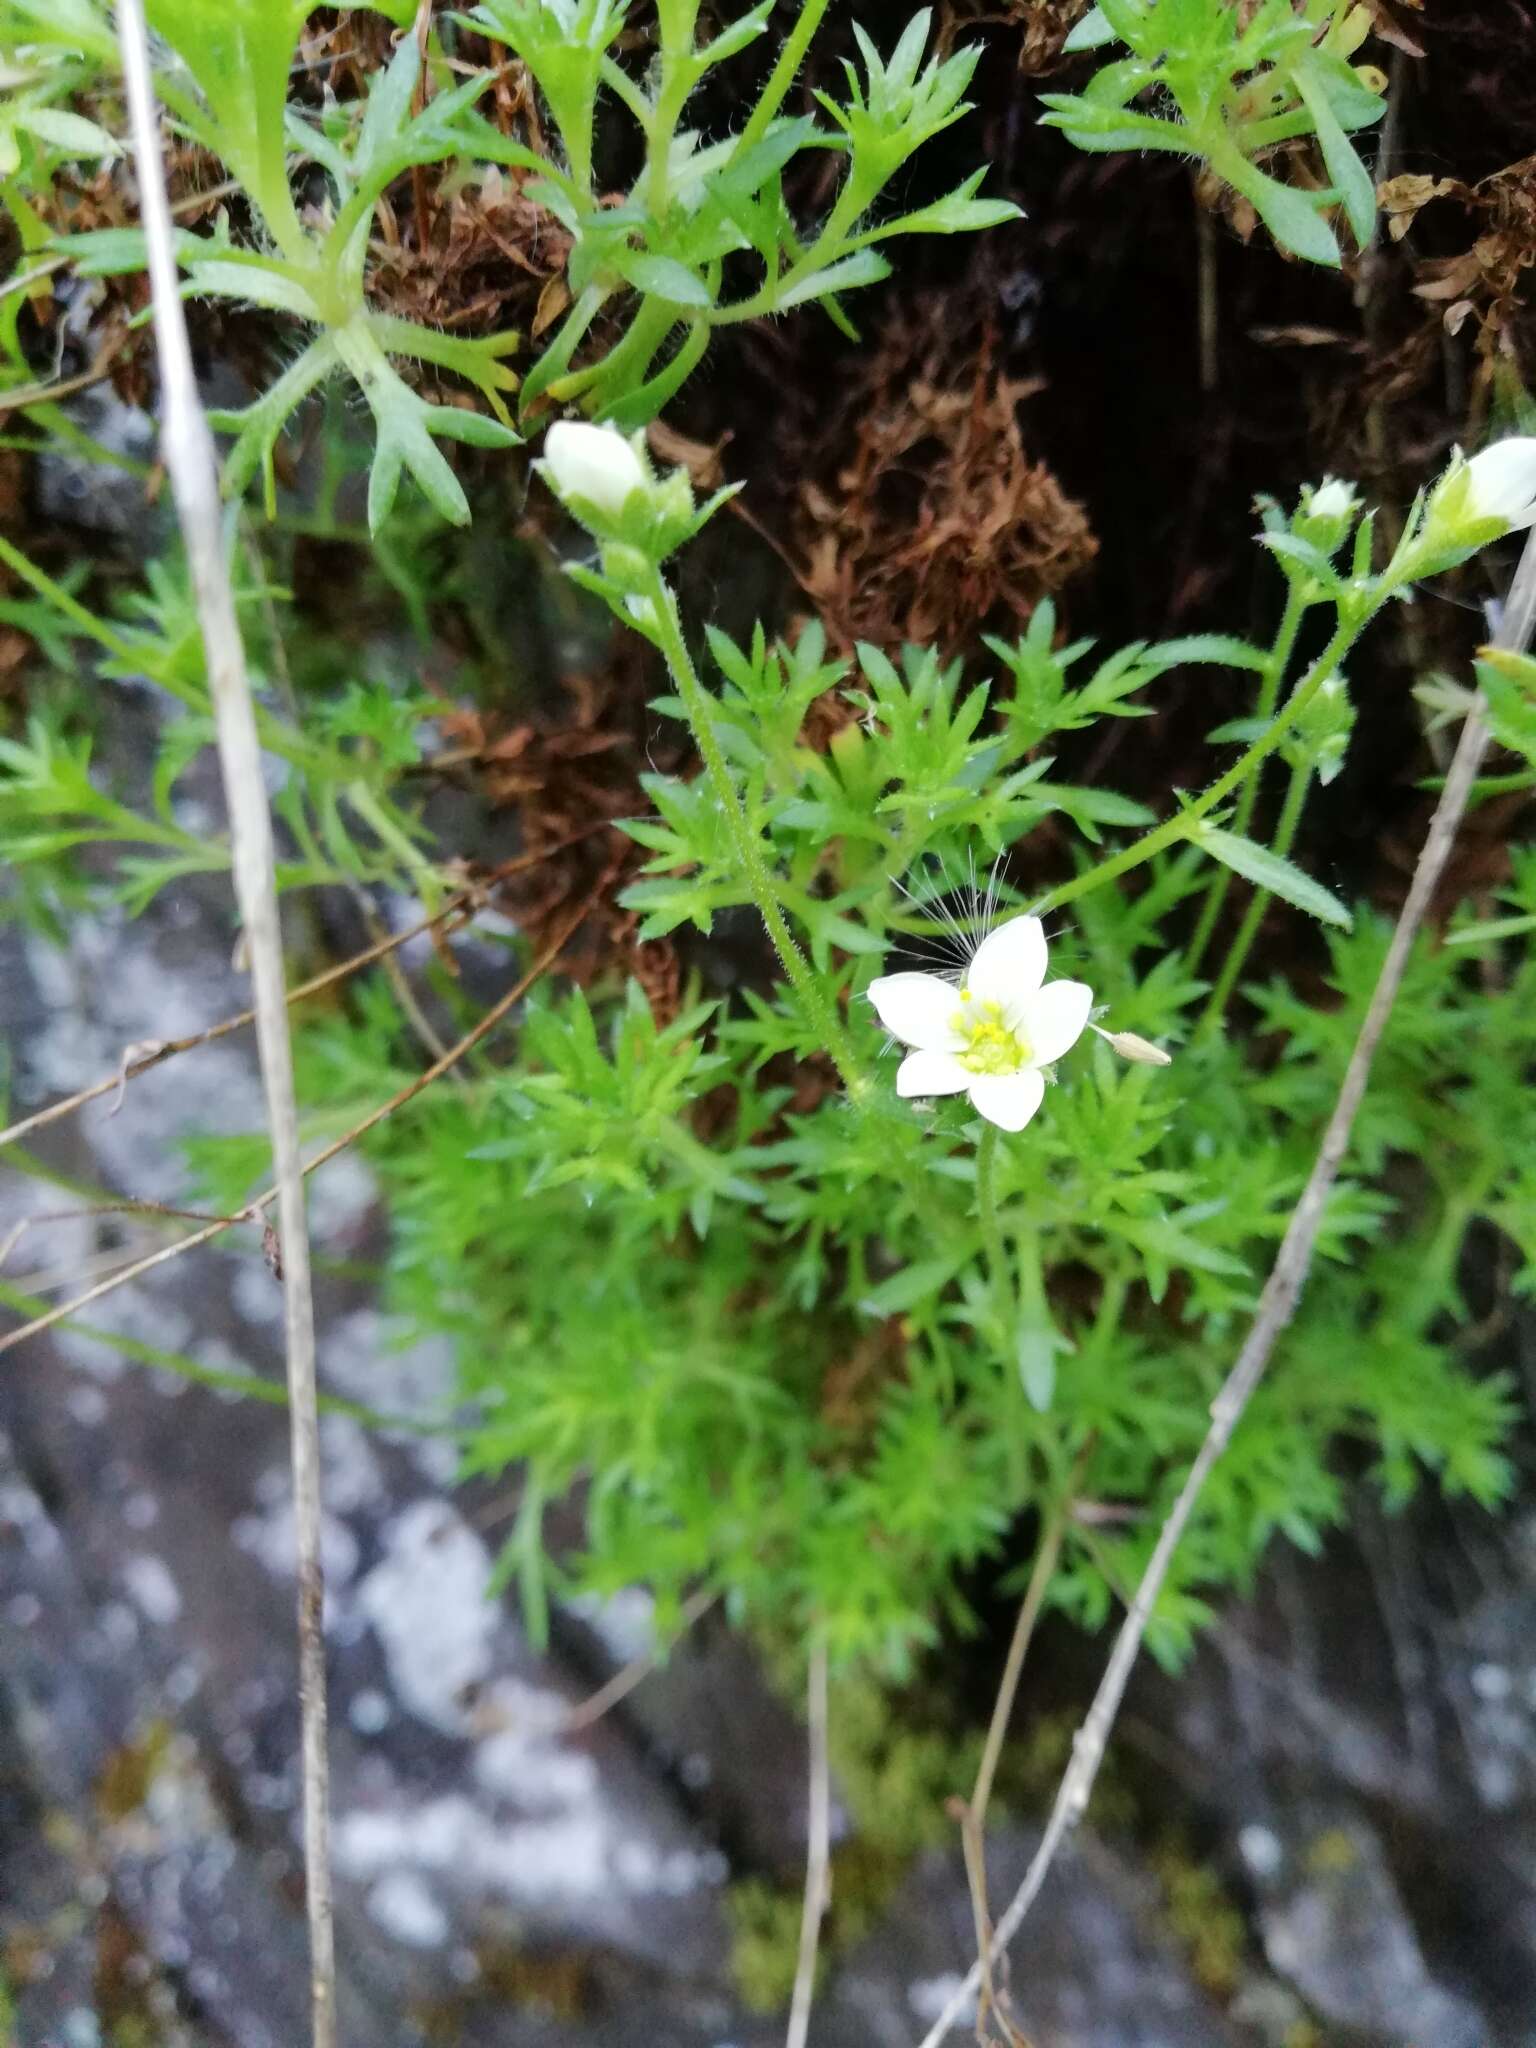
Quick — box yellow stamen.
[955,996,1032,1077]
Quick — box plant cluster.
[1,0,1012,525]
[2,0,1533,1719]
[1046,0,1387,266]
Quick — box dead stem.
[559,1587,719,1734]
[0,828,606,1155]
[786,1635,832,2048]
[957,1497,1070,2048]
[913,532,1536,2048]
[115,2,337,2036]
[0,866,619,1362]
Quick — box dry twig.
[0,828,607,1155]
[916,528,1536,2048]
[786,1635,832,2048]
[0,870,617,1361]
[113,13,334,2032]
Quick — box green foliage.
[473,2,1016,424]
[1042,0,1387,267]
[248,475,1527,1676]
[0,534,443,923]
[6,0,1010,523]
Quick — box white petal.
[1017,980,1094,1066]
[896,1050,971,1098]
[965,914,1047,1008]
[968,1069,1045,1132]
[543,421,646,516]
[1467,438,1536,529]
[868,972,963,1052]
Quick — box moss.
[1148,1836,1248,2000]
[414,1939,596,2038]
[95,1720,172,1823]
[727,1667,989,2010]
[1305,1827,1360,1876]
[726,1879,807,2014]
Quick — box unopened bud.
[542,420,647,518]
[1103,1029,1172,1066]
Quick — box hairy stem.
[785,1635,831,2048]
[738,0,832,151]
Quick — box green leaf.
[1063,5,1117,52]
[1291,58,1376,249]
[858,1257,961,1317]
[15,107,121,157]
[1197,826,1353,929]
[619,254,714,307]
[778,249,891,309]
[1222,152,1340,268]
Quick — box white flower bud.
[1462,438,1536,530]
[1305,477,1357,523]
[1100,1029,1172,1066]
[542,421,646,517]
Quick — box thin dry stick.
[786,1635,831,2048]
[0,826,608,1154]
[916,530,1536,2048]
[114,12,336,2034]
[0,876,615,1360]
[559,1586,719,1734]
[957,1498,1070,2045]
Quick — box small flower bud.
[1102,1029,1172,1066]
[542,420,647,518]
[1293,476,1360,559]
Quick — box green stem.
[1197,756,1313,1035]
[1039,607,1364,921]
[1187,580,1309,974]
[645,569,868,1098]
[975,1123,1006,1296]
[738,0,832,151]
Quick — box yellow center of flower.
[952,994,1032,1076]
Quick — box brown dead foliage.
[432,650,686,1017]
[365,164,571,344]
[778,294,1097,663]
[1380,157,1536,398]
[938,0,1090,74]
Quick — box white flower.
[542,421,646,518]
[1463,438,1536,530]
[868,914,1093,1132]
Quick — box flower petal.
[868,972,963,1051]
[965,914,1047,1010]
[968,1069,1045,1132]
[896,1050,971,1099]
[1017,980,1093,1066]
[1467,437,1536,529]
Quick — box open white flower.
[1463,438,1536,530]
[868,914,1093,1132]
[542,420,647,518]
